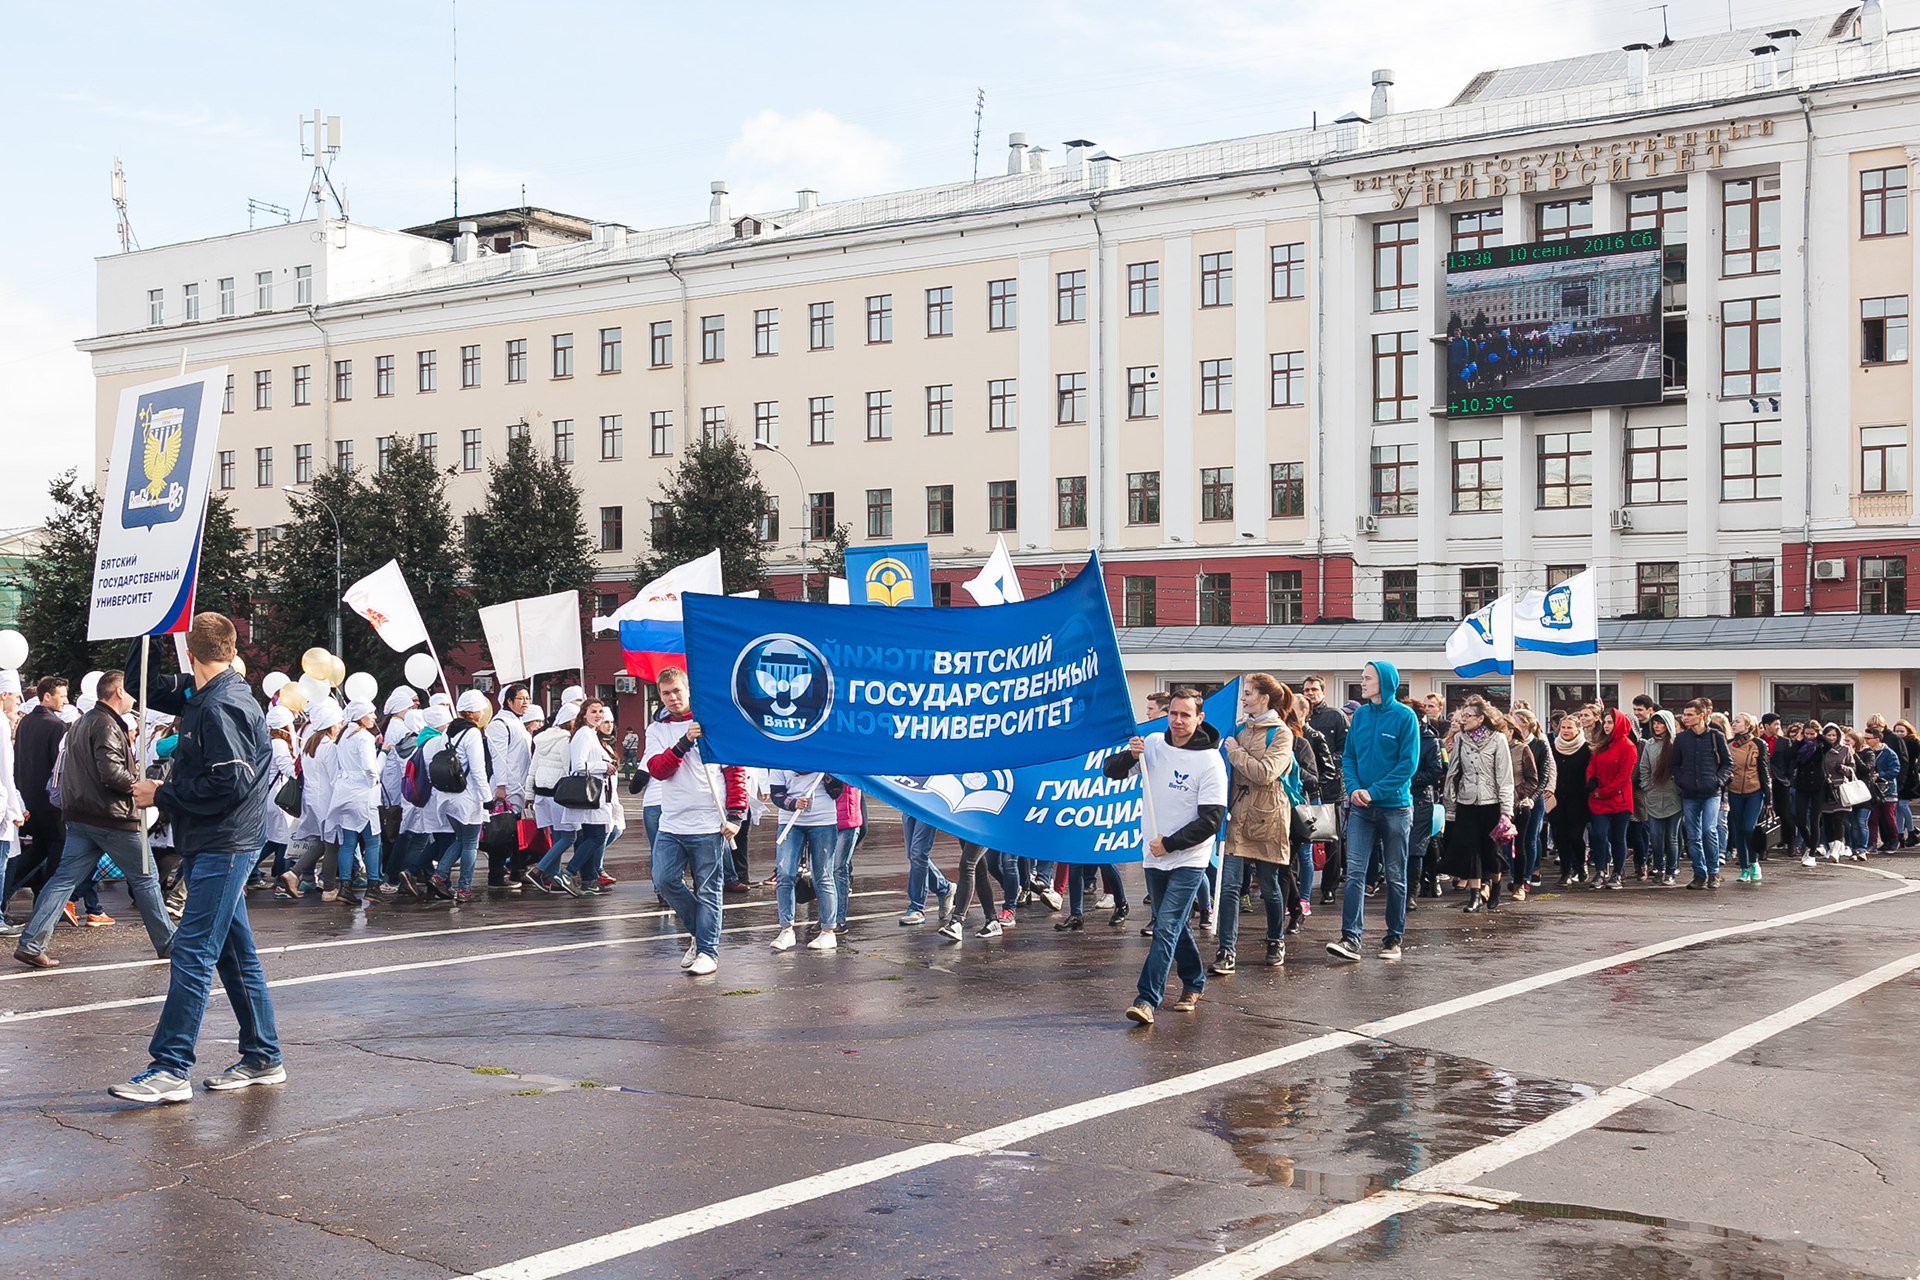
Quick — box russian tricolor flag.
[591,550,725,683]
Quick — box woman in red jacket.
[1586,705,1640,887]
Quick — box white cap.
[59,705,80,722]
[424,705,453,729]
[342,699,375,724]
[383,687,418,716]
[521,704,546,724]
[0,671,19,696]
[561,684,586,705]
[403,709,425,733]
[553,702,579,727]
[265,705,296,731]
[80,671,103,699]
[456,690,490,714]
[430,692,453,709]
[76,694,97,715]
[306,700,342,733]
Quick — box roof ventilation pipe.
[796,188,818,211]
[708,181,731,227]
[1027,146,1049,172]
[1065,139,1095,182]
[509,242,537,271]
[1089,150,1120,189]
[1769,29,1801,80]
[1369,69,1395,118]
[1006,133,1029,175]
[1751,44,1778,90]
[1332,112,1368,153]
[454,219,478,263]
[1861,0,1886,46]
[1624,42,1651,95]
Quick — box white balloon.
[404,653,440,690]
[298,673,331,706]
[0,630,26,671]
[81,671,104,699]
[343,671,379,703]
[262,672,290,698]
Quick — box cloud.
[0,282,97,524]
[723,109,903,213]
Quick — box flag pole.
[137,635,152,876]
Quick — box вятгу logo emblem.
[732,634,834,740]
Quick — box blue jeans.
[901,815,950,912]
[19,823,174,958]
[568,824,609,880]
[1646,813,1682,876]
[536,829,577,880]
[1516,800,1546,885]
[1216,855,1285,949]
[1589,810,1631,878]
[1849,806,1871,851]
[1340,805,1410,943]
[1136,865,1208,1008]
[146,848,279,1075]
[831,827,858,928]
[1727,790,1765,868]
[1680,796,1723,878]
[1067,863,1124,914]
[643,804,661,848]
[1295,841,1314,903]
[996,849,1021,914]
[337,823,382,884]
[653,830,726,958]
[431,823,482,890]
[1898,799,1914,836]
[776,822,838,927]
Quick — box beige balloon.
[301,647,333,679]
[230,655,247,677]
[278,685,308,715]
[328,655,347,686]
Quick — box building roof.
[1118,613,1920,655]
[400,207,599,248]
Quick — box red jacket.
[645,712,748,820]
[1586,708,1639,815]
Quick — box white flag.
[1514,569,1600,656]
[962,534,1025,606]
[828,576,850,604]
[1445,595,1513,677]
[342,559,429,653]
[591,550,724,633]
[478,590,583,684]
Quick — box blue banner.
[849,680,1241,864]
[683,553,1131,774]
[843,542,932,607]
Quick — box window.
[651,502,670,545]
[375,354,394,397]
[988,379,1016,430]
[1127,366,1160,419]
[417,350,437,392]
[700,315,724,362]
[1057,271,1086,323]
[650,411,671,456]
[809,492,835,540]
[701,406,727,445]
[376,436,395,474]
[253,369,271,410]
[222,374,234,414]
[553,333,574,378]
[1123,576,1157,627]
[1057,476,1087,529]
[1451,438,1503,512]
[758,495,779,543]
[1056,373,1088,425]
[295,264,312,305]
[1450,208,1503,252]
[218,277,235,316]
[217,450,234,489]
[1863,296,1909,364]
[927,485,954,535]
[1772,683,1855,725]
[1721,421,1782,500]
[600,415,623,461]
[867,489,893,538]
[553,419,574,464]
[931,581,952,607]
[1270,351,1305,407]
[1461,566,1501,616]
[1371,444,1418,515]
[754,401,778,447]
[294,443,312,484]
[1636,562,1680,617]
[649,321,671,368]
[865,390,892,441]
[1270,461,1304,518]
[866,295,892,343]
[1199,359,1233,413]
[1624,425,1687,504]
[989,480,1018,531]
[1547,564,1586,587]
[925,287,953,338]
[926,385,953,435]
[1271,242,1306,300]
[1267,570,1303,623]
[1127,471,1161,525]
[333,359,352,401]
[1382,569,1418,621]
[599,327,622,373]
[1200,252,1233,307]
[417,432,438,468]
[256,270,273,310]
[505,339,526,383]
[1628,187,1689,286]
[592,506,621,553]
[254,527,281,558]
[754,308,778,357]
[292,365,311,407]
[1861,424,1909,493]
[453,428,478,471]
[1537,431,1594,508]
[1373,220,1419,310]
[1199,573,1233,625]
[809,396,834,445]
[1731,559,1775,617]
[1201,467,1234,521]
[1862,166,1908,238]
[1372,331,1419,422]
[1722,297,1782,396]
[506,422,529,446]
[1723,177,1781,276]
[334,439,354,473]
[146,288,164,325]
[1862,556,1907,614]
[1128,261,1160,315]
[808,302,833,350]
[1536,197,1592,242]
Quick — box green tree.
[636,432,769,594]
[463,433,597,640]
[806,522,851,602]
[194,492,254,623]
[16,470,119,682]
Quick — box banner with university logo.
[842,542,932,607]
[848,681,1239,865]
[1445,594,1513,677]
[87,368,227,640]
[1514,568,1599,655]
[682,553,1131,773]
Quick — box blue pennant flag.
[843,542,932,607]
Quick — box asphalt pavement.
[3,807,1918,1279]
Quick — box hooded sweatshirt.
[1635,710,1682,820]
[1587,708,1639,815]
[1104,718,1227,870]
[1339,659,1419,808]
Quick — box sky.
[0,0,1857,522]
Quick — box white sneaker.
[770,927,796,951]
[687,953,717,976]
[936,920,963,942]
[1037,886,1064,910]
[1094,893,1115,910]
[807,931,838,951]
[1827,842,1846,862]
[680,943,698,969]
[1801,852,1817,867]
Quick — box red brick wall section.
[1788,538,1920,613]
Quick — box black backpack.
[430,721,475,793]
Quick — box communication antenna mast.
[110,157,138,253]
[971,88,986,183]
[300,109,347,220]
[1646,3,1674,46]
[452,0,460,216]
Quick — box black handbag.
[1291,802,1340,845]
[553,772,606,810]
[1752,806,1783,853]
[794,856,817,904]
[274,774,303,818]
[483,810,520,852]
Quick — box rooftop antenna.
[299,109,346,220]
[451,0,460,217]
[248,198,292,229]
[1647,3,1674,46]
[970,88,986,182]
[110,157,138,253]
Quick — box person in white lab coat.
[427,692,493,903]
[328,700,387,906]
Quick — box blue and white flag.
[843,542,932,607]
[683,553,1132,773]
[1514,569,1599,656]
[1445,595,1513,677]
[850,681,1240,864]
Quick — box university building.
[80,4,1920,723]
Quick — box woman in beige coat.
[1211,673,1296,972]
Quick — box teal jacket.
[1340,658,1420,808]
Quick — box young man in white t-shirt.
[1103,688,1227,1025]
[643,667,746,976]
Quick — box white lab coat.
[264,736,297,846]
[430,720,492,830]
[485,712,533,809]
[569,726,618,827]
[292,736,339,841]
[327,726,381,834]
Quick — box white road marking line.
[463,881,1919,1280]
[1169,947,1920,1279]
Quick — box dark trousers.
[4,809,64,918]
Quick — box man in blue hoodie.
[1329,659,1419,962]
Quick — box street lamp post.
[283,484,343,655]
[752,440,809,600]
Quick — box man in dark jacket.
[1405,705,1444,906]
[1300,676,1350,902]
[3,676,70,932]
[110,615,281,1105]
[13,671,174,967]
[1669,697,1733,888]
